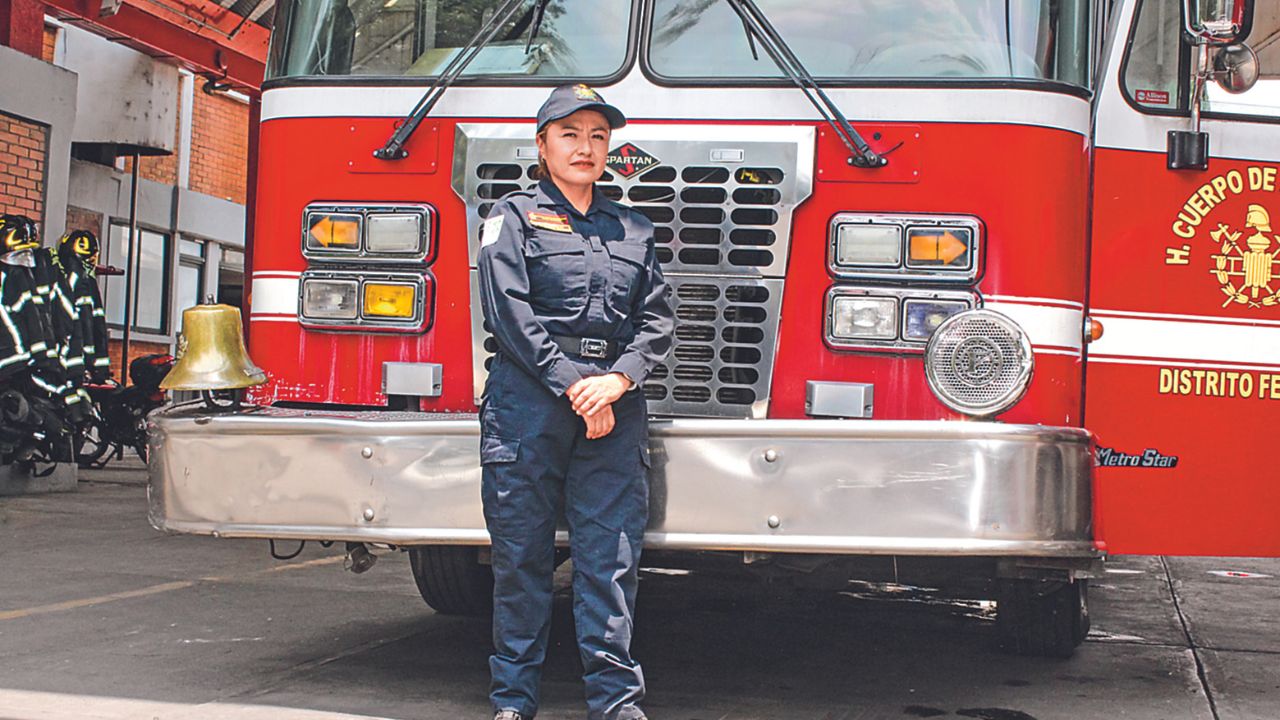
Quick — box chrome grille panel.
[454,123,814,418]
[646,275,784,418]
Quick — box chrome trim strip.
[984,301,1084,355]
[148,407,1096,557]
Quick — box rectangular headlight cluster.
[300,271,431,330]
[303,204,434,261]
[829,214,981,281]
[826,287,976,351]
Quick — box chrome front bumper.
[148,406,1097,557]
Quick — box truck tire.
[996,578,1090,658]
[408,546,493,617]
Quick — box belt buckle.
[579,338,609,359]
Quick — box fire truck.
[148,0,1280,658]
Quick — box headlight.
[833,223,901,267]
[302,278,359,319]
[367,213,425,254]
[903,299,969,342]
[826,287,977,351]
[831,296,897,340]
[924,309,1033,417]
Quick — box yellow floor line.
[0,554,347,622]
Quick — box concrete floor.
[0,464,1277,720]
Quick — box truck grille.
[455,124,814,418]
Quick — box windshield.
[268,0,633,80]
[649,0,1092,87]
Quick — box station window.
[103,223,171,335]
[218,246,246,309]
[175,238,206,321]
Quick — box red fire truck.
[148,0,1280,658]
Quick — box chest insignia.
[528,211,573,233]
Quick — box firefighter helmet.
[60,230,100,262]
[1,214,39,253]
[1246,204,1272,233]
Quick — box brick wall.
[65,205,103,237]
[108,339,172,381]
[190,89,249,204]
[41,24,56,62]
[0,112,47,224]
[122,150,179,187]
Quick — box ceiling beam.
[43,0,269,93]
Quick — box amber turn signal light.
[907,227,971,268]
[1086,317,1105,343]
[307,213,362,250]
[363,282,416,318]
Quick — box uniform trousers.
[480,352,649,720]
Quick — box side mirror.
[1183,0,1254,45]
[1169,0,1256,171]
[1213,43,1261,94]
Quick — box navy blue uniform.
[477,178,673,720]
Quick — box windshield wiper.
[525,0,550,52]
[725,0,885,169]
[375,0,548,161]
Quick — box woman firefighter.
[475,84,674,720]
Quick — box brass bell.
[161,304,267,390]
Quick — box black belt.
[551,335,620,360]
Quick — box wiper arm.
[375,0,541,161]
[725,0,885,169]
[525,0,550,53]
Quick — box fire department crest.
[1208,204,1280,307]
[1164,166,1280,311]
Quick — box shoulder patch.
[481,215,505,247]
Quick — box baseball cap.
[536,84,626,132]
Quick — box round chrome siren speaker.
[924,309,1034,417]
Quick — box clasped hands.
[566,372,632,439]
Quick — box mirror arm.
[1190,42,1209,134]
[1168,37,1212,171]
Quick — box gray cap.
[536,84,626,132]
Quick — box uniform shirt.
[478,178,674,397]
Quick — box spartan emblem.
[1210,204,1280,307]
[606,143,661,179]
